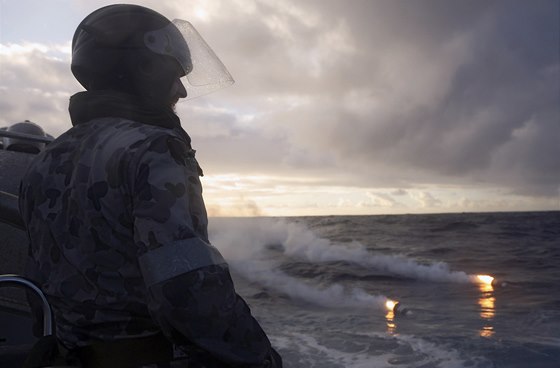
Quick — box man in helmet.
[2,120,48,154]
[19,4,281,367]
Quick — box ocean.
[208,211,560,368]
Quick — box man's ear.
[138,58,156,77]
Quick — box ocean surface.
[209,211,560,368]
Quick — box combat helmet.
[1,120,48,154]
[71,4,233,101]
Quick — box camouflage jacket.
[19,91,280,367]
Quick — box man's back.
[19,117,206,348]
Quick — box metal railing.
[0,130,54,145]
[0,274,53,336]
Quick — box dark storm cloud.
[354,0,560,196]
[205,0,559,197]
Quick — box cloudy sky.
[1,0,559,216]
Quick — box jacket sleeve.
[131,133,281,367]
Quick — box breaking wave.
[210,217,471,283]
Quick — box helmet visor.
[144,19,234,99]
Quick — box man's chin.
[170,97,181,111]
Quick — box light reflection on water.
[385,309,396,334]
[478,282,495,337]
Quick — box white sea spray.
[210,217,471,283]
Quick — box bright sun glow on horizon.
[202,173,559,217]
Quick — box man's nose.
[177,79,187,98]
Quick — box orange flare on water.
[385,300,397,311]
[476,275,494,285]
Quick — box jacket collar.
[69,90,191,144]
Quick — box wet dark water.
[210,211,560,367]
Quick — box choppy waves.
[209,217,474,309]
[209,212,560,367]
